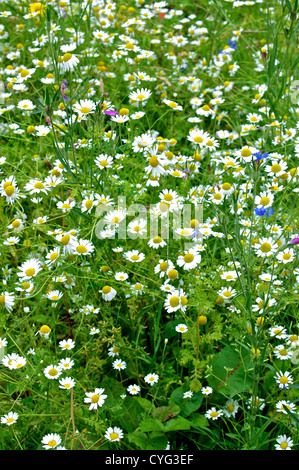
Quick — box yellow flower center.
[25,268,35,277]
[184,253,194,263]
[61,235,70,245]
[91,394,99,403]
[280,442,288,450]
[149,156,159,167]
[48,440,57,447]
[279,349,288,356]
[169,296,179,307]
[168,269,178,279]
[279,376,288,384]
[5,185,15,196]
[241,148,252,157]
[63,53,72,62]
[260,243,271,253]
[80,107,91,114]
[48,368,58,377]
[50,253,59,261]
[102,286,111,294]
[76,245,87,254]
[271,164,281,173]
[40,325,51,334]
[260,197,270,206]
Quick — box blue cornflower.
[254,151,269,162]
[254,206,274,217]
[228,39,237,50]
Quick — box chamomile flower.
[105,427,124,442]
[275,435,293,450]
[127,384,141,395]
[101,286,117,301]
[112,359,127,370]
[59,377,76,390]
[59,339,75,351]
[205,407,223,420]
[84,388,107,410]
[274,371,293,390]
[1,411,19,426]
[175,323,188,333]
[144,373,159,386]
[17,259,42,280]
[0,291,15,312]
[41,433,62,450]
[223,400,239,418]
[43,364,62,380]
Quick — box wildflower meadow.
[0,0,298,453]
